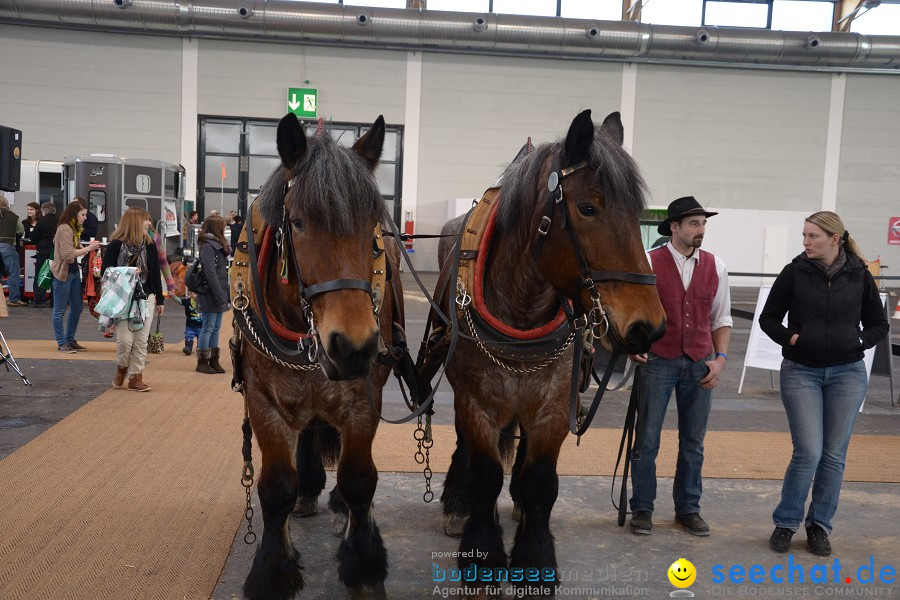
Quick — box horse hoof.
[348,580,387,600]
[443,513,467,538]
[511,503,522,522]
[332,512,348,537]
[293,495,318,517]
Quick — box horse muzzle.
[317,330,380,381]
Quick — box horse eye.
[291,218,303,230]
[577,204,597,217]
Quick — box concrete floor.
[1,273,898,599]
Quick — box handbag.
[185,258,210,294]
[147,315,164,354]
[36,250,54,291]
[96,267,139,320]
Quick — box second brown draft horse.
[234,114,402,600]
[423,110,666,597]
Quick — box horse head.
[503,110,666,355]
[272,113,387,380]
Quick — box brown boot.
[209,347,226,374]
[196,348,217,374]
[128,373,151,392]
[113,365,128,387]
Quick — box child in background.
[177,291,203,355]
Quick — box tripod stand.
[0,328,32,386]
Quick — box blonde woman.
[101,207,165,392]
[760,211,889,556]
[50,200,100,352]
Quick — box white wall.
[0,25,182,163]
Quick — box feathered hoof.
[443,513,467,538]
[348,580,387,600]
[332,512,349,537]
[293,495,318,517]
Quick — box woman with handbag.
[30,202,57,307]
[50,201,100,353]
[101,207,165,392]
[194,214,230,375]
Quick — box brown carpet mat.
[1,320,897,599]
[0,323,244,600]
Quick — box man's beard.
[691,236,703,248]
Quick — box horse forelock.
[255,134,384,235]
[497,131,647,250]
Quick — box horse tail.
[498,420,520,468]
[312,419,342,468]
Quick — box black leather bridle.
[531,152,657,436]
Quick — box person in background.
[0,196,26,307]
[628,196,733,537]
[29,202,57,308]
[22,202,42,243]
[229,214,244,257]
[168,250,187,298]
[80,203,99,242]
[176,291,203,355]
[182,210,200,250]
[51,201,100,352]
[194,214,230,375]
[102,207,165,392]
[147,223,176,297]
[759,211,888,557]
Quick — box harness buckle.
[537,216,552,236]
[455,280,472,309]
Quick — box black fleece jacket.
[759,251,889,368]
[101,239,165,307]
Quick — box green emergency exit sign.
[288,88,317,118]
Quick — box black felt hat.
[657,196,718,236]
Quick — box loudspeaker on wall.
[0,125,23,192]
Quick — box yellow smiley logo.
[668,558,696,588]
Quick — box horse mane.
[496,126,648,251]
[255,132,385,235]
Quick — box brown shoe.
[70,341,88,352]
[113,365,128,387]
[128,373,151,392]
[209,347,227,374]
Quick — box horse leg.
[294,422,325,517]
[507,427,565,599]
[243,415,304,600]
[440,415,469,537]
[327,484,349,537]
[335,421,388,600]
[457,406,507,574]
[508,425,528,522]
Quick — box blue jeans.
[0,242,22,302]
[51,272,83,347]
[773,359,867,534]
[630,353,712,515]
[198,311,223,350]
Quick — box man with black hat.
[628,196,733,537]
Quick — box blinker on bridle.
[533,151,657,339]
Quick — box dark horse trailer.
[63,155,185,249]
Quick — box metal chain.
[462,306,574,374]
[413,415,434,502]
[233,278,320,372]
[241,396,257,545]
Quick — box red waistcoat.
[649,246,719,362]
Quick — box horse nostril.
[327,330,379,378]
[625,321,662,354]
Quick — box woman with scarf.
[101,207,165,392]
[194,214,230,374]
[760,211,888,557]
[50,201,100,352]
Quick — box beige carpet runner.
[1,318,896,599]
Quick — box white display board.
[739,287,884,395]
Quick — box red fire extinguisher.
[403,212,415,252]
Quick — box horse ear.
[563,109,593,167]
[276,113,308,170]
[353,115,385,170]
[600,111,624,146]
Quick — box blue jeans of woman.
[773,359,867,534]
[51,272,82,347]
[0,242,22,303]
[198,310,223,350]
[629,353,712,515]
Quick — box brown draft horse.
[424,110,666,597]
[236,114,401,600]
